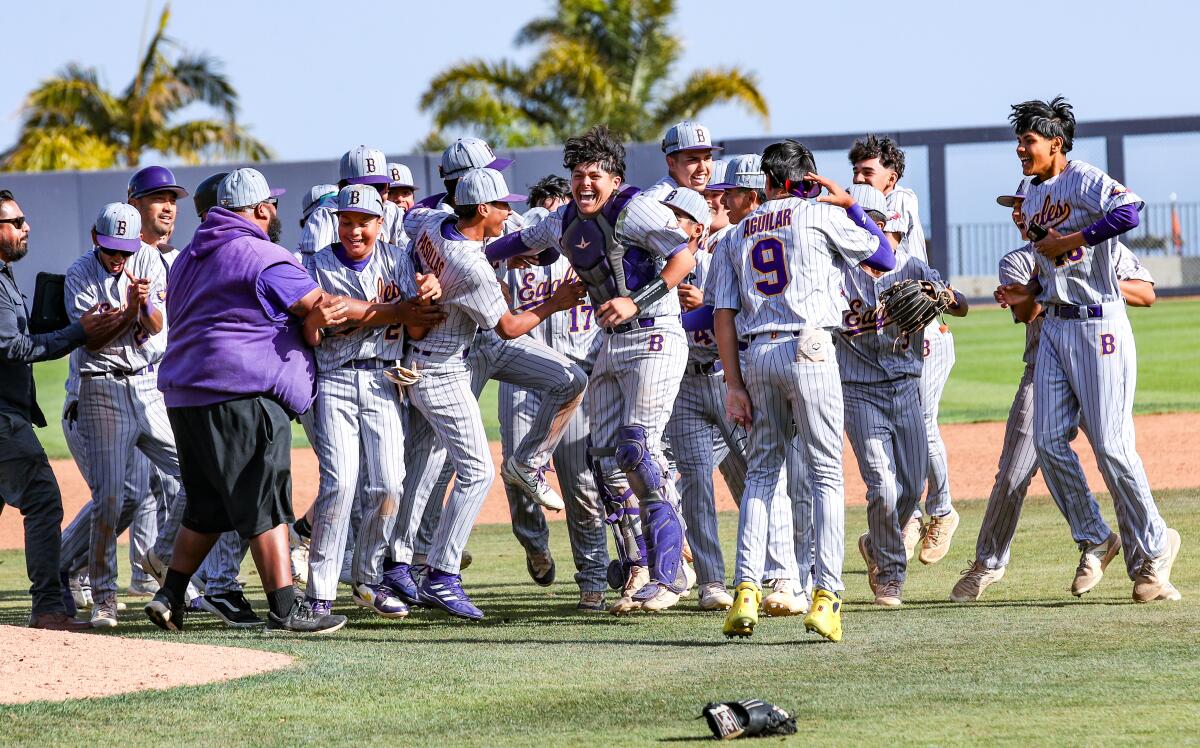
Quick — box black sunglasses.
[97,246,136,258]
[0,216,26,229]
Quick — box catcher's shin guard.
[643,500,685,592]
[589,441,646,590]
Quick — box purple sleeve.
[257,262,318,321]
[484,231,537,264]
[681,304,714,332]
[1081,204,1140,246]
[847,203,896,272]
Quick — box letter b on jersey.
[1100,333,1116,355]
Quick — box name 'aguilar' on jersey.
[1019,160,1144,307]
[705,197,882,337]
[304,240,421,372]
[405,208,510,358]
[836,250,946,384]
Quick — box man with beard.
[0,188,125,630]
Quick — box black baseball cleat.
[144,591,187,632]
[200,591,265,628]
[526,549,556,587]
[266,597,347,635]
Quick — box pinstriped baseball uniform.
[499,254,610,592]
[885,186,955,519]
[65,246,183,601]
[513,193,690,587]
[394,209,584,574]
[302,240,417,601]
[1023,160,1168,577]
[298,201,408,257]
[708,197,882,593]
[837,252,945,585]
[666,241,801,587]
[642,175,681,201]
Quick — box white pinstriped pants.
[844,378,928,585]
[919,324,955,517]
[736,331,844,593]
[306,367,406,601]
[78,371,184,599]
[1034,313,1167,578]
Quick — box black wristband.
[629,277,669,310]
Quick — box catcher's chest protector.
[560,187,640,306]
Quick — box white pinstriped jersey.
[884,186,927,263]
[516,193,690,318]
[305,241,420,372]
[522,206,550,227]
[704,224,733,254]
[684,249,719,365]
[407,209,508,357]
[504,254,600,370]
[642,175,681,201]
[999,240,1154,366]
[1020,161,1144,306]
[65,245,168,373]
[836,251,943,383]
[298,201,408,257]
[706,197,880,337]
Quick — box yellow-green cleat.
[723,582,761,638]
[803,588,843,643]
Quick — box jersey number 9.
[751,238,790,296]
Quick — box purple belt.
[604,317,659,335]
[1049,304,1104,320]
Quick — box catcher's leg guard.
[615,425,666,500]
[589,442,646,589]
[643,500,685,592]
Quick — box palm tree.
[419,0,769,148]
[1,3,271,172]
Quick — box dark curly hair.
[1009,95,1075,152]
[761,140,817,193]
[527,174,571,210]
[563,126,626,179]
[848,134,906,178]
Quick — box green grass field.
[1,491,1197,745]
[29,299,1200,459]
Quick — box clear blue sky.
[3,0,1200,222]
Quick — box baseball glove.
[700,699,797,740]
[383,366,421,387]
[878,278,955,337]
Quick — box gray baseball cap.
[454,168,526,206]
[340,146,390,186]
[440,138,512,179]
[302,184,338,221]
[708,154,764,190]
[388,163,417,189]
[218,168,286,209]
[703,160,730,192]
[996,178,1030,207]
[661,188,711,226]
[336,184,385,217]
[662,121,722,155]
[94,202,142,252]
[847,183,888,218]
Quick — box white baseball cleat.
[501,456,565,511]
[697,582,734,611]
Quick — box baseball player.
[644,121,721,199]
[495,176,610,610]
[300,183,444,621]
[485,126,700,615]
[65,203,180,628]
[707,140,897,641]
[839,184,968,607]
[702,159,731,238]
[671,157,809,615]
[952,181,1159,601]
[850,136,958,563]
[298,146,407,257]
[397,168,586,620]
[387,163,419,211]
[995,97,1180,603]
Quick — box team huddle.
[34,95,1182,641]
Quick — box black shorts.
[168,396,294,538]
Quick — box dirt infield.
[0,412,1194,550]
[0,625,292,704]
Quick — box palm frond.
[171,52,239,120]
[0,126,119,172]
[155,119,272,164]
[20,64,121,134]
[652,67,770,132]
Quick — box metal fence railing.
[945,200,1198,277]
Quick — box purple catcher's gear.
[615,425,667,500]
[643,500,685,592]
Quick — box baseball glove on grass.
[878,278,956,337]
[700,699,797,740]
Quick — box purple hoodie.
[158,207,316,415]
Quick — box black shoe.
[144,591,186,632]
[266,597,347,635]
[200,591,264,628]
[60,571,76,618]
[526,549,556,587]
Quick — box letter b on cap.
[116,219,127,235]
[349,190,361,206]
